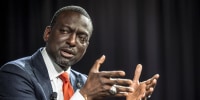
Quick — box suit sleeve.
[0,64,37,100]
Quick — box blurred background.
[0,0,199,100]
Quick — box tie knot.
[59,72,70,82]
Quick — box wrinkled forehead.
[53,11,92,37]
[55,11,93,36]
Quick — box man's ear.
[43,26,51,42]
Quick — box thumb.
[133,64,142,82]
[90,55,106,72]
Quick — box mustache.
[60,46,76,55]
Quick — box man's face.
[44,11,92,69]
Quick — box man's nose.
[66,33,76,46]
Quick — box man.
[0,5,159,100]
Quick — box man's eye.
[60,29,69,33]
[79,35,88,42]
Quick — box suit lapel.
[70,69,87,91]
[30,48,53,99]
[29,48,87,98]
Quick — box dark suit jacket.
[0,48,87,100]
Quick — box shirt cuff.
[70,89,85,100]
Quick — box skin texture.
[43,9,159,100]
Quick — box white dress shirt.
[41,47,85,100]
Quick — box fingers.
[145,79,156,96]
[113,84,134,96]
[154,74,160,79]
[145,74,159,87]
[90,55,106,72]
[109,78,132,86]
[148,74,159,82]
[143,74,159,97]
[133,64,142,83]
[89,54,126,78]
[102,71,126,78]
[85,55,134,98]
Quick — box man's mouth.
[60,48,75,58]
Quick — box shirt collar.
[41,47,71,80]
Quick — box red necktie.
[59,72,74,100]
